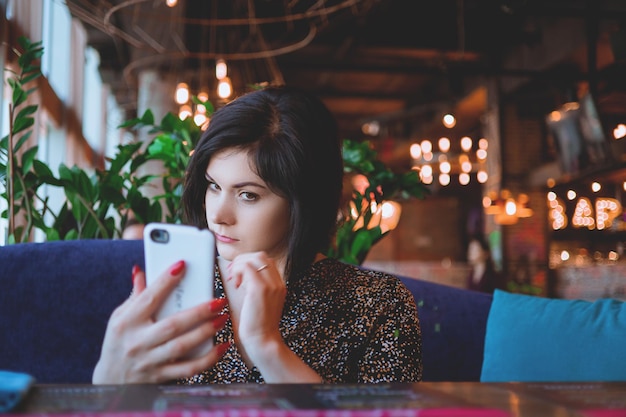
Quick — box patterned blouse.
[180,258,422,383]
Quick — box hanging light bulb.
[197,91,209,102]
[442,113,456,128]
[591,182,601,192]
[218,77,232,99]
[410,143,422,159]
[216,59,228,80]
[166,0,177,7]
[178,104,192,120]
[438,137,451,153]
[175,82,189,104]
[460,136,472,152]
[194,112,208,127]
[420,140,432,154]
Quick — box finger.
[131,265,147,297]
[149,298,229,347]
[157,342,231,382]
[134,260,186,320]
[150,315,230,364]
[229,254,275,288]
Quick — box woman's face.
[204,149,291,264]
[467,240,487,264]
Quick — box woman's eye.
[240,191,258,201]
[207,181,220,191]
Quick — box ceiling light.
[178,104,192,120]
[175,82,189,104]
[484,189,533,225]
[217,77,232,99]
[410,143,422,159]
[442,113,456,128]
[215,59,227,80]
[460,136,472,152]
[613,124,626,140]
[591,182,601,192]
[438,137,450,152]
[362,121,380,136]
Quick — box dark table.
[8,382,626,417]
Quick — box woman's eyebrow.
[205,172,266,189]
[232,181,267,189]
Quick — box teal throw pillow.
[481,289,626,382]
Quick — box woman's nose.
[209,196,234,225]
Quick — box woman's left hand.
[223,252,286,362]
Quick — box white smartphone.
[143,223,216,356]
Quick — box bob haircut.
[182,86,343,280]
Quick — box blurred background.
[3,0,626,300]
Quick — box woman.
[466,235,501,293]
[93,86,422,384]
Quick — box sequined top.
[180,258,422,384]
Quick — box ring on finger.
[256,264,269,272]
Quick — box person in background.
[93,86,422,384]
[121,217,145,240]
[466,235,502,293]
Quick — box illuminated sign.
[549,197,622,231]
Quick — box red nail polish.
[212,314,229,329]
[131,265,140,282]
[209,298,228,312]
[216,341,231,356]
[169,260,185,275]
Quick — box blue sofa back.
[0,240,492,383]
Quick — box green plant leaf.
[117,117,142,129]
[64,229,79,240]
[12,115,34,135]
[15,105,37,120]
[12,86,28,108]
[46,228,60,241]
[141,109,155,125]
[159,112,179,132]
[21,146,38,172]
[12,130,33,152]
[20,71,41,85]
[33,160,61,185]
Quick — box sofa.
[0,239,492,383]
[2,239,625,384]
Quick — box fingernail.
[216,341,231,356]
[132,265,140,283]
[209,298,228,312]
[212,314,229,329]
[169,260,185,275]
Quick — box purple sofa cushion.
[0,239,491,383]
[0,240,141,383]
[399,276,492,381]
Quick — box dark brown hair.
[182,86,343,280]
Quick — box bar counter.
[8,382,626,417]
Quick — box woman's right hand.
[92,261,230,384]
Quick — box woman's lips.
[215,233,237,244]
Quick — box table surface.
[9,382,626,417]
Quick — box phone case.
[143,223,216,356]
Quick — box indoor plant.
[2,36,427,259]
